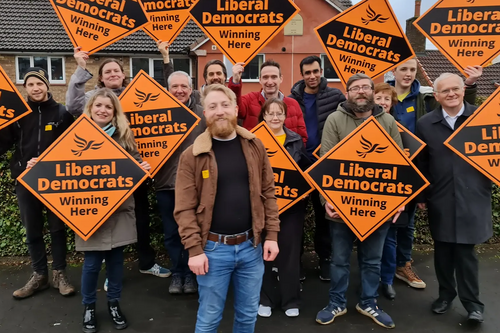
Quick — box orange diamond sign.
[142,0,197,43]
[119,70,201,177]
[49,0,150,54]
[315,0,415,88]
[444,86,500,186]
[413,0,500,75]
[305,118,429,241]
[251,122,313,214]
[189,0,300,64]
[17,114,149,241]
[0,65,32,131]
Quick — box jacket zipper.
[37,106,42,155]
[18,123,23,167]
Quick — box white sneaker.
[285,308,299,317]
[258,305,272,317]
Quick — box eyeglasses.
[348,85,373,93]
[436,87,462,95]
[264,112,285,119]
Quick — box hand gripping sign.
[251,122,313,214]
[189,0,300,64]
[142,0,198,43]
[305,118,429,241]
[49,0,150,54]
[17,114,149,241]
[413,0,500,76]
[119,70,201,177]
[315,0,415,88]
[0,65,32,131]
[444,86,500,186]
[312,122,425,161]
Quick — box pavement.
[0,250,499,333]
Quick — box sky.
[350,0,437,49]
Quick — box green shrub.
[0,151,499,257]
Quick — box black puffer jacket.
[289,77,346,134]
[0,93,74,179]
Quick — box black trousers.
[133,182,156,271]
[311,191,331,261]
[434,241,484,313]
[261,201,305,310]
[15,182,67,275]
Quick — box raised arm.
[66,47,92,116]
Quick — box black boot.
[108,300,128,330]
[82,303,97,333]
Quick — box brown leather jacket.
[174,126,280,257]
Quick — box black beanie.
[23,67,50,90]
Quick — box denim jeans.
[81,247,124,305]
[396,203,417,267]
[156,190,191,277]
[329,222,390,308]
[195,239,264,333]
[381,227,397,285]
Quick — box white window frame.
[129,57,192,77]
[223,54,265,82]
[15,56,66,84]
[320,54,341,82]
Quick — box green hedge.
[1,151,499,256]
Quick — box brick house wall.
[0,54,132,105]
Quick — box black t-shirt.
[210,136,252,235]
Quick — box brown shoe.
[12,272,49,299]
[395,262,426,289]
[52,270,76,296]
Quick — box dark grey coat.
[415,102,493,244]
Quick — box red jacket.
[228,78,308,144]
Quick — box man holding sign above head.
[174,84,280,332]
[65,48,172,282]
[315,73,403,329]
[229,60,308,143]
[415,73,493,324]
[289,55,346,281]
[154,70,206,295]
[0,68,76,300]
[387,58,482,291]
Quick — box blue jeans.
[396,204,416,267]
[195,239,264,333]
[156,190,191,277]
[329,222,390,308]
[381,227,397,284]
[81,247,124,305]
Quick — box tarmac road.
[0,250,498,333]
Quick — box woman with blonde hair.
[79,88,150,333]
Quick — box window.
[16,56,65,84]
[320,55,340,81]
[223,54,264,81]
[130,57,192,87]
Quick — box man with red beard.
[174,84,280,332]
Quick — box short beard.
[207,115,237,138]
[345,98,375,114]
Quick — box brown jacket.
[174,126,280,257]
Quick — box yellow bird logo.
[362,5,389,25]
[356,136,388,158]
[134,88,160,108]
[71,134,104,157]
